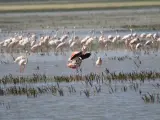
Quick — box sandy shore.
[0,8,160,31]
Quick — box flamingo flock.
[0,28,159,73]
[0,28,159,55]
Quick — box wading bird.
[96,57,102,66]
[14,51,29,73]
[67,51,91,70]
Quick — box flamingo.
[69,28,80,51]
[122,29,133,40]
[140,33,147,38]
[96,57,102,66]
[56,42,66,53]
[70,42,77,51]
[146,33,153,38]
[81,30,93,45]
[129,38,140,46]
[18,58,28,73]
[14,51,29,73]
[136,43,143,50]
[67,51,91,72]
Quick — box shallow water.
[0,50,160,76]
[0,7,160,17]
[0,50,160,120]
[1,28,160,39]
[0,29,159,77]
[0,29,160,120]
[0,80,160,120]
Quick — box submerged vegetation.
[0,1,160,118]
[0,8,160,107]
[0,70,160,104]
[1,70,160,84]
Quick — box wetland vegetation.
[0,1,160,119]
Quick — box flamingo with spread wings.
[67,51,91,70]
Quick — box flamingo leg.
[20,65,22,73]
[61,48,63,55]
[23,65,26,73]
[20,65,25,73]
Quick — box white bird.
[60,34,69,42]
[18,58,28,73]
[146,33,153,39]
[14,51,29,73]
[129,38,140,45]
[31,44,40,53]
[144,40,153,46]
[136,43,142,50]
[108,35,114,40]
[140,33,146,38]
[14,55,26,63]
[122,34,131,40]
[70,42,77,50]
[81,36,90,45]
[96,57,102,66]
[56,42,66,50]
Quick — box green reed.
[0,70,160,85]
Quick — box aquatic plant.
[141,93,160,103]
[1,70,160,85]
[0,70,160,104]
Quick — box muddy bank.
[0,8,160,31]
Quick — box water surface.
[0,29,160,120]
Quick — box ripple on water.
[0,28,160,119]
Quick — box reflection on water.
[0,50,159,76]
[0,50,160,120]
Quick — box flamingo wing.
[14,56,24,63]
[80,52,91,60]
[70,51,82,60]
[18,59,26,66]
